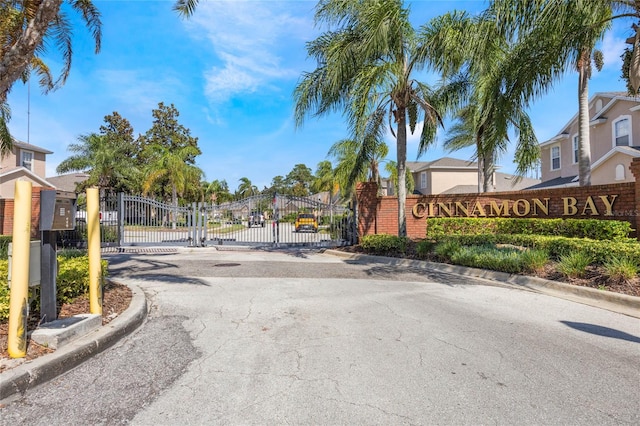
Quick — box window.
[420,172,427,189]
[572,135,579,164]
[615,164,625,181]
[21,150,33,171]
[551,146,560,170]
[613,116,631,146]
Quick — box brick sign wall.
[356,158,640,240]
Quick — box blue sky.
[5,0,633,191]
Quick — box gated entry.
[108,193,355,248]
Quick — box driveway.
[2,248,639,425]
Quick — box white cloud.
[600,29,627,70]
[183,1,314,104]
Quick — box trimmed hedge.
[360,234,410,256]
[426,217,633,241]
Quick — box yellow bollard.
[8,181,32,358]
[87,188,102,314]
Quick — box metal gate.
[110,193,355,248]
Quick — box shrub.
[0,236,11,260]
[520,249,550,274]
[360,234,409,256]
[557,252,593,279]
[0,256,108,322]
[416,240,435,258]
[434,240,462,261]
[604,256,639,283]
[449,245,524,274]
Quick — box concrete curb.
[324,249,640,319]
[0,281,147,403]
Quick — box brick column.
[629,158,640,240]
[356,182,379,237]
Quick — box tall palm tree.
[423,10,542,193]
[294,0,459,237]
[312,160,338,201]
[0,1,101,152]
[56,133,138,195]
[486,0,612,186]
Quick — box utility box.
[7,241,42,287]
[40,190,76,231]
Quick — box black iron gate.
[63,193,355,249]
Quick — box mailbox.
[40,190,77,231]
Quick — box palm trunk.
[396,108,407,238]
[483,150,495,193]
[578,57,592,186]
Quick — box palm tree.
[485,0,613,186]
[384,160,414,196]
[0,1,101,152]
[312,160,338,202]
[142,143,203,208]
[294,0,459,237]
[236,177,258,199]
[56,133,138,195]
[328,137,389,200]
[424,10,542,193]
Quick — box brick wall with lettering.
[356,181,637,239]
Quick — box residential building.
[0,139,54,198]
[532,92,640,189]
[382,157,540,195]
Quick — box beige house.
[0,139,54,198]
[533,92,640,189]
[383,157,540,195]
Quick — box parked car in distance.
[248,211,265,227]
[295,213,318,233]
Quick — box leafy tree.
[285,164,314,197]
[0,0,102,152]
[56,132,138,195]
[267,175,288,195]
[206,179,233,204]
[139,102,201,198]
[294,0,459,237]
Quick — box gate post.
[117,192,124,247]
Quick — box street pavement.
[1,247,639,425]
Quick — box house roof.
[46,173,90,193]
[0,166,55,188]
[12,138,53,154]
[540,92,640,147]
[590,145,640,171]
[407,157,476,172]
[525,175,578,190]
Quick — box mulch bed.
[0,282,132,372]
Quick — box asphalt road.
[2,248,639,425]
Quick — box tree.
[285,164,314,197]
[267,175,288,195]
[138,102,201,199]
[425,11,540,192]
[294,0,455,237]
[312,160,338,201]
[236,177,258,199]
[206,179,233,204]
[486,0,613,186]
[384,160,414,195]
[0,0,102,152]
[142,143,203,207]
[56,132,138,195]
